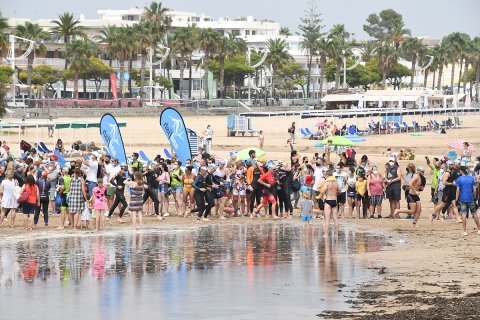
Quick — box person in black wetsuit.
[193,167,209,222]
[247,160,264,218]
[107,164,128,222]
[142,163,162,220]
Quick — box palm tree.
[0,12,9,62]
[471,37,480,102]
[280,27,291,36]
[216,33,246,98]
[51,12,84,97]
[197,28,220,99]
[133,21,155,99]
[66,39,97,99]
[459,36,472,93]
[327,24,352,88]
[315,38,328,99]
[111,27,132,99]
[443,32,470,92]
[172,26,195,98]
[266,38,293,98]
[401,37,426,89]
[377,44,398,89]
[432,44,449,90]
[97,25,119,98]
[143,1,171,43]
[14,22,49,98]
[360,40,378,62]
[300,25,322,97]
[390,24,411,51]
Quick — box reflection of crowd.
[0,225,377,286]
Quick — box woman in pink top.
[367,165,385,219]
[92,178,107,231]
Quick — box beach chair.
[164,148,172,159]
[454,116,463,127]
[139,151,153,163]
[392,122,402,133]
[348,125,357,135]
[37,144,47,154]
[402,122,414,132]
[229,151,237,157]
[39,142,53,153]
[412,121,427,131]
[299,128,310,138]
[447,151,457,161]
[304,128,314,136]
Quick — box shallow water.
[0,224,387,320]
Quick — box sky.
[2,0,479,39]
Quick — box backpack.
[356,166,366,177]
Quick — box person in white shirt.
[83,153,99,196]
[204,125,213,153]
[0,142,7,167]
[312,161,324,199]
[333,163,348,218]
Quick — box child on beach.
[355,174,367,219]
[80,196,91,230]
[258,130,264,149]
[299,191,315,230]
[92,178,107,231]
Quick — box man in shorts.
[385,157,403,218]
[456,167,480,236]
[394,167,425,227]
[322,170,340,238]
[333,163,347,218]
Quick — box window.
[252,30,256,35]
[232,30,240,36]
[245,30,250,35]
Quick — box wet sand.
[2,112,480,317]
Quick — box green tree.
[14,22,49,98]
[0,66,13,117]
[51,12,85,97]
[363,9,410,49]
[386,63,411,90]
[0,12,8,60]
[325,58,381,90]
[134,21,155,99]
[443,32,470,91]
[197,28,220,99]
[471,37,480,102]
[376,44,399,89]
[278,62,306,98]
[32,65,62,94]
[401,37,426,89]
[81,57,112,98]
[266,38,293,98]
[210,55,255,94]
[66,39,97,98]
[0,65,14,84]
[216,33,246,98]
[143,1,171,43]
[326,24,352,88]
[280,27,291,36]
[298,0,323,97]
[172,26,195,98]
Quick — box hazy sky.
[2,0,478,39]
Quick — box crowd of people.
[1,134,480,237]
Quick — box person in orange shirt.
[247,160,265,218]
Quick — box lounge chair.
[304,128,314,136]
[402,121,415,132]
[139,151,153,163]
[40,142,53,153]
[447,150,457,161]
[164,148,172,159]
[299,128,310,138]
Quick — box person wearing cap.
[455,166,480,236]
[192,166,209,222]
[431,161,460,222]
[394,167,425,226]
[130,153,143,174]
[107,164,129,222]
[385,157,403,218]
[82,152,99,197]
[34,171,51,228]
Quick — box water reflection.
[0,224,386,319]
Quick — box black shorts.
[407,194,420,203]
[356,194,365,201]
[325,199,337,208]
[386,184,401,201]
[442,187,454,204]
[337,192,346,204]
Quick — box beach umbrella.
[342,134,366,143]
[317,136,356,147]
[235,147,266,161]
[447,140,477,151]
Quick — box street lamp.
[147,44,170,105]
[6,35,35,107]
[247,47,268,105]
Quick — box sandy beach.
[2,111,480,317]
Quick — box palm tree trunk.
[462,58,468,93]
[410,57,416,89]
[128,59,133,98]
[27,53,33,100]
[73,71,79,99]
[108,58,112,99]
[423,68,429,88]
[203,54,209,100]
[271,67,276,100]
[335,61,341,89]
[437,66,443,90]
[140,52,146,99]
[432,70,436,90]
[319,57,326,99]
[475,64,480,102]
[306,54,312,98]
[450,59,456,92]
[63,36,68,98]
[457,57,463,92]
[83,78,87,98]
[188,58,193,99]
[382,70,387,90]
[179,52,185,99]
[219,55,225,99]
[119,60,125,99]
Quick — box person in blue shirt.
[455,167,480,236]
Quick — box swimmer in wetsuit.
[322,170,340,238]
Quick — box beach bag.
[17,190,29,205]
[55,193,62,207]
